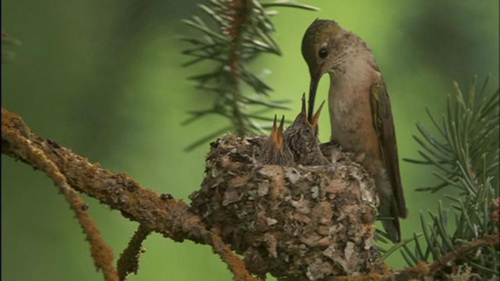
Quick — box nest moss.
[190,134,383,280]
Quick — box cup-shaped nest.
[190,134,382,280]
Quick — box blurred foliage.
[1,31,21,63]
[1,0,498,280]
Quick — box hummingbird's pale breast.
[327,53,381,159]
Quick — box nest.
[190,134,382,280]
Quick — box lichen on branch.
[1,108,256,281]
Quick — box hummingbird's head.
[301,19,349,122]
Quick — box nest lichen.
[190,134,382,280]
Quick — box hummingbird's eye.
[318,47,328,59]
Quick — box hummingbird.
[284,94,329,166]
[259,115,295,166]
[301,19,407,242]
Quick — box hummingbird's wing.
[370,78,408,219]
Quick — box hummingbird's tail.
[379,194,401,243]
[373,166,403,242]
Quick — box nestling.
[284,94,329,166]
[258,115,295,166]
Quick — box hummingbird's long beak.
[301,93,307,117]
[308,72,321,122]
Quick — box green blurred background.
[2,1,498,280]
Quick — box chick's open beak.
[311,100,325,135]
[271,115,285,150]
[277,115,285,149]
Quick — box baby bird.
[258,115,295,166]
[284,94,329,166]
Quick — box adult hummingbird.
[259,115,295,166]
[284,94,329,166]
[301,19,407,242]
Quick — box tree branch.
[1,109,119,281]
[430,234,499,275]
[1,108,256,281]
[117,224,151,280]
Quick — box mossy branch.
[1,108,256,281]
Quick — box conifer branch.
[181,0,317,150]
[403,76,499,279]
